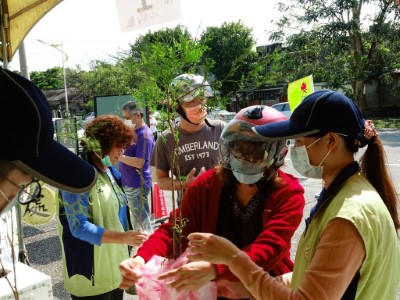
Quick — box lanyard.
[104,168,126,207]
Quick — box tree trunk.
[353,80,365,114]
[350,3,365,114]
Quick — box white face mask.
[229,156,266,184]
[232,170,264,185]
[290,138,331,179]
[124,119,135,129]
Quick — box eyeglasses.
[4,178,42,205]
[123,112,140,120]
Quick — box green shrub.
[373,118,400,129]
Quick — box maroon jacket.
[136,168,305,281]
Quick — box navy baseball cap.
[253,90,366,144]
[0,68,97,193]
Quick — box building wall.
[365,77,400,117]
[237,80,399,117]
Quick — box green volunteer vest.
[57,172,129,297]
[292,173,400,299]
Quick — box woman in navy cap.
[187,90,400,299]
[0,67,97,216]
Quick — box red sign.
[152,183,168,219]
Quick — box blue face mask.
[101,155,113,167]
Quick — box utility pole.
[0,5,9,69]
[18,41,30,79]
[37,39,70,117]
[60,42,69,117]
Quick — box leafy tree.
[126,28,211,258]
[66,59,138,103]
[265,0,400,113]
[30,59,137,112]
[129,25,192,62]
[126,25,203,88]
[200,21,260,99]
[125,24,226,113]
[30,67,64,90]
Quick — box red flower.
[301,82,307,92]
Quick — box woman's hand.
[123,230,149,247]
[157,261,216,292]
[119,256,145,289]
[187,232,241,265]
[101,229,148,246]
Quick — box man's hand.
[184,166,206,188]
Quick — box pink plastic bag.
[136,251,217,300]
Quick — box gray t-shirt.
[150,119,226,179]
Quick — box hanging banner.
[287,75,314,112]
[115,0,182,32]
[152,183,168,219]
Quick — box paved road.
[20,129,400,300]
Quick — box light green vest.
[57,172,129,297]
[292,173,400,299]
